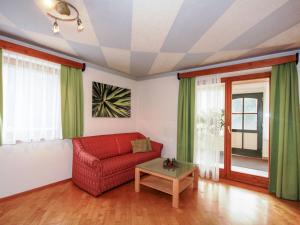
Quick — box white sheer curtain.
[2,50,62,144]
[194,75,224,181]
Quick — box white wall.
[0,65,137,198]
[83,66,137,136]
[1,51,299,198]
[136,75,179,158]
[0,140,73,198]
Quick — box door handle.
[227,126,232,134]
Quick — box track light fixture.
[44,0,84,34]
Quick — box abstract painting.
[92,82,131,118]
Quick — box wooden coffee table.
[135,158,199,208]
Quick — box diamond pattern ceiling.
[1,0,300,77]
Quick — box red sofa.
[72,132,163,196]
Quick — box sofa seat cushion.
[101,153,136,176]
[133,151,160,165]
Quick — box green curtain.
[269,62,300,200]
[177,77,195,162]
[60,65,84,139]
[0,49,3,145]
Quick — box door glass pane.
[232,132,242,148]
[232,114,242,129]
[244,98,257,113]
[244,114,257,130]
[243,133,258,150]
[232,98,243,113]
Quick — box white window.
[2,50,62,144]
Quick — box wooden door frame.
[220,72,271,188]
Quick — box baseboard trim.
[0,178,72,203]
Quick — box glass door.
[223,74,270,188]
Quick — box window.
[2,50,62,144]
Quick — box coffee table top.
[136,158,197,179]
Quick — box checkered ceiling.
[1,0,300,78]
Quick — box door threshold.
[220,178,268,193]
[231,165,268,177]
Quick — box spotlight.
[52,20,59,34]
[77,18,84,32]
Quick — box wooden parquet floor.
[0,179,299,225]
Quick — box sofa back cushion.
[79,135,119,159]
[115,132,145,155]
[78,132,145,159]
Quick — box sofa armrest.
[150,140,163,155]
[77,150,100,168]
[73,139,101,169]
[72,139,103,196]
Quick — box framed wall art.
[92,82,131,118]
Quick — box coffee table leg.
[193,167,199,190]
[172,179,179,208]
[135,168,140,192]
